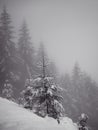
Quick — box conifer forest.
[0,1,98,130]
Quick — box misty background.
[0,0,98,130]
[0,0,98,81]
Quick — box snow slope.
[0,97,78,130]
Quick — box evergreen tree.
[35,42,49,77]
[36,42,58,80]
[72,62,81,83]
[0,7,16,94]
[2,79,13,100]
[22,76,64,121]
[21,43,65,122]
[18,20,35,83]
[20,80,33,109]
[72,62,82,97]
[47,61,59,81]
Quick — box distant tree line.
[60,63,98,130]
[0,7,98,130]
[0,7,58,98]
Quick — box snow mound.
[0,97,78,130]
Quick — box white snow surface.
[0,97,78,130]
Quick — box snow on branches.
[2,80,14,100]
[21,76,65,120]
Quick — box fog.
[0,0,98,81]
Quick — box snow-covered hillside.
[0,97,78,130]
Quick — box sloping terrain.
[0,97,77,130]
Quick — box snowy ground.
[0,97,78,130]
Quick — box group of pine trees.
[0,7,63,122]
[0,7,57,97]
[0,7,98,129]
[60,63,98,130]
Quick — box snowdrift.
[0,97,77,130]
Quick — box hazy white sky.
[0,0,98,81]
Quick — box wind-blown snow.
[0,97,78,130]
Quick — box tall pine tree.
[21,42,64,123]
[0,7,16,94]
[18,20,35,83]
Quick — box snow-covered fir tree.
[21,42,64,123]
[21,77,64,122]
[2,79,13,100]
[35,77,64,119]
[20,79,33,109]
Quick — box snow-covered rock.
[0,97,78,130]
